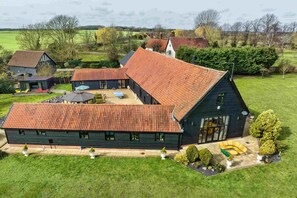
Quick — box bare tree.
[16,23,46,50]
[242,21,252,46]
[194,9,220,28]
[81,30,96,51]
[153,24,164,39]
[230,22,242,47]
[250,19,262,47]
[219,23,231,47]
[46,15,79,62]
[260,14,280,46]
[46,15,79,44]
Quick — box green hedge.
[176,46,278,75]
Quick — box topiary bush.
[259,140,276,155]
[186,145,199,163]
[250,110,282,140]
[199,148,213,167]
[174,153,189,165]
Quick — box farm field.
[0,74,297,197]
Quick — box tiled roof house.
[2,48,248,150]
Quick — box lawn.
[0,74,297,197]
[78,52,108,62]
[0,93,61,117]
[53,84,72,92]
[274,49,297,67]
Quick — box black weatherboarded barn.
[2,48,249,150]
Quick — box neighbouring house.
[19,76,54,92]
[2,48,249,150]
[71,68,129,90]
[165,37,208,58]
[145,39,168,53]
[7,50,56,76]
[119,51,135,67]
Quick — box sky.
[0,0,296,29]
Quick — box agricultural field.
[0,74,297,197]
[0,31,20,51]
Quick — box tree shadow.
[0,151,9,159]
[278,126,292,141]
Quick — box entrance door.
[198,116,230,144]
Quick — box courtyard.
[86,88,143,105]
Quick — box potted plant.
[89,147,95,159]
[160,147,167,160]
[226,154,234,169]
[22,144,29,157]
[257,153,263,163]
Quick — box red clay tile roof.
[146,39,168,52]
[7,50,46,68]
[169,37,208,51]
[71,68,129,81]
[125,48,227,121]
[2,103,181,133]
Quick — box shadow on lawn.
[0,151,9,159]
[279,126,292,141]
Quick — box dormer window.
[216,93,225,105]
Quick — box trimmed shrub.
[275,140,288,153]
[199,148,213,167]
[193,161,202,168]
[174,153,189,165]
[176,46,278,75]
[259,140,276,155]
[186,145,199,163]
[250,110,282,140]
[214,163,225,173]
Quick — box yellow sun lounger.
[219,140,247,155]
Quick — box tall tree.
[153,24,164,39]
[230,22,242,47]
[46,15,79,44]
[219,23,231,47]
[81,30,96,51]
[0,45,12,73]
[260,14,280,46]
[250,19,262,47]
[194,9,220,28]
[242,21,252,46]
[46,15,79,62]
[16,23,46,50]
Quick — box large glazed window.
[198,116,230,144]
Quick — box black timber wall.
[129,79,159,104]
[72,80,128,90]
[181,76,248,145]
[5,129,181,150]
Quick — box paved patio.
[0,128,262,170]
[86,89,143,105]
[180,136,262,170]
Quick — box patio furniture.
[219,140,247,155]
[21,89,29,93]
[75,85,90,91]
[62,91,95,104]
[113,91,124,99]
[15,89,21,93]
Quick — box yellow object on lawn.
[21,89,29,93]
